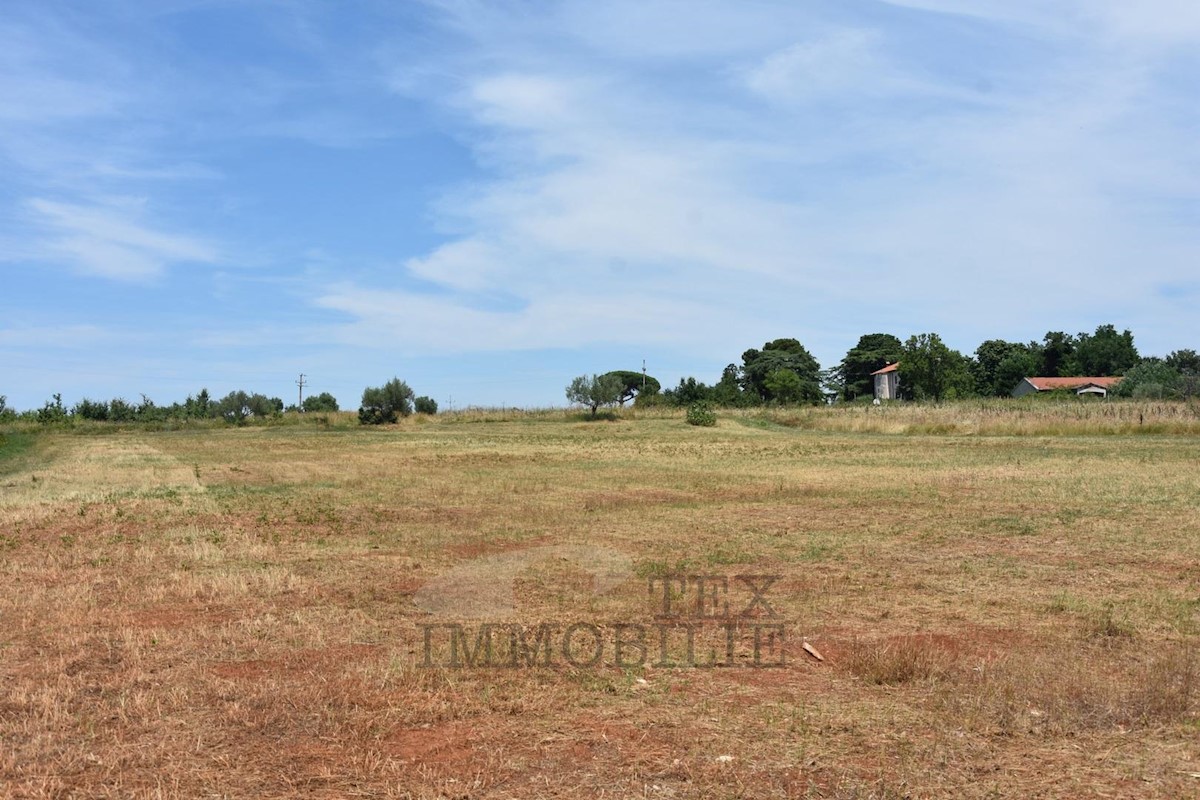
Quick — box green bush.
[634,392,672,409]
[213,391,280,425]
[358,406,394,425]
[36,394,68,425]
[359,378,415,425]
[1115,360,1182,399]
[108,398,137,422]
[73,398,109,421]
[301,392,339,413]
[414,396,438,415]
[686,401,717,427]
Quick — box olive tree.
[359,378,415,424]
[566,373,623,417]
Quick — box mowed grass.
[1,409,1199,798]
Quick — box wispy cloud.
[744,31,881,101]
[25,198,218,281]
[2,2,1197,409]
[323,0,1198,362]
[878,0,1200,48]
[0,323,128,349]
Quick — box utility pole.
[296,373,307,411]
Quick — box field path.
[0,434,212,527]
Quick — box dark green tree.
[1165,349,1200,398]
[899,333,974,402]
[974,339,1040,396]
[183,389,213,419]
[664,377,713,406]
[1070,324,1138,376]
[73,398,109,421]
[1165,349,1200,374]
[764,369,805,403]
[37,394,68,424]
[215,391,286,424]
[136,394,164,421]
[260,395,284,416]
[994,350,1041,396]
[216,391,252,424]
[740,338,823,404]
[302,392,340,412]
[1039,332,1076,377]
[836,333,903,401]
[565,373,623,417]
[196,388,212,418]
[600,370,661,406]
[109,398,136,422]
[711,364,746,406]
[414,396,438,414]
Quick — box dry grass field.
[2,402,1199,798]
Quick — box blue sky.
[2,0,1197,411]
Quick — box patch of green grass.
[702,544,758,566]
[1083,603,1137,641]
[986,515,1038,536]
[0,432,38,475]
[783,534,843,562]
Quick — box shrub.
[108,397,137,422]
[36,394,68,425]
[686,401,716,427]
[634,391,671,408]
[358,405,396,425]
[301,392,339,413]
[414,396,438,415]
[1115,359,1182,399]
[73,398,109,421]
[359,378,415,425]
[214,391,279,425]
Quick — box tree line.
[0,379,440,427]
[4,323,1195,427]
[0,389,343,426]
[567,324,1198,413]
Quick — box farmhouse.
[1011,376,1123,398]
[871,362,900,400]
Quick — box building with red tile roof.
[871,362,900,400]
[1011,376,1123,398]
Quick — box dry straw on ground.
[1,401,1198,797]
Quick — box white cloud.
[744,31,880,101]
[340,0,1199,366]
[26,198,218,281]
[314,283,746,356]
[470,73,576,129]
[6,0,1196,404]
[878,0,1200,48]
[1090,2,1200,47]
[404,239,512,293]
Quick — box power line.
[296,373,307,409]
